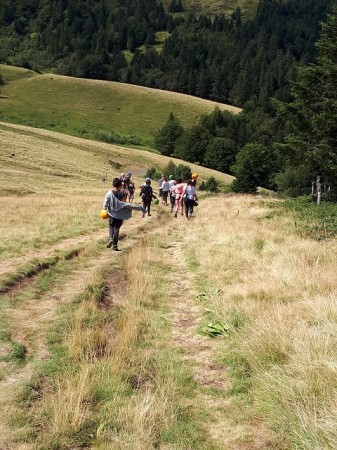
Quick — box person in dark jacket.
[140,178,157,217]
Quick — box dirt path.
[0,207,272,449]
[0,214,157,450]
[167,242,234,446]
[167,238,272,450]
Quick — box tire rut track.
[167,224,275,450]
[0,214,160,450]
[0,229,107,278]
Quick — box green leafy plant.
[200,320,228,338]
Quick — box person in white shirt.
[168,176,176,212]
[157,175,165,199]
[161,175,171,205]
[183,179,197,220]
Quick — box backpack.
[141,185,152,200]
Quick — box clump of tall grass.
[181,194,337,448]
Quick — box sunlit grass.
[0,64,241,148]
[180,194,337,449]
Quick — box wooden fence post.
[316,176,321,206]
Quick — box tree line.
[0,0,332,106]
[0,0,336,197]
[155,6,337,197]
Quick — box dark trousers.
[170,193,175,211]
[109,217,123,247]
[162,190,169,204]
[143,198,151,215]
[184,198,194,218]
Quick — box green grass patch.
[174,0,258,19]
[0,64,239,150]
[279,196,337,240]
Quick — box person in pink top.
[173,179,186,218]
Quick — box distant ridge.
[0,64,241,150]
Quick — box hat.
[145,177,151,184]
[126,172,132,177]
[192,172,199,179]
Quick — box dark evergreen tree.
[275,6,337,196]
[154,113,184,156]
[204,137,236,173]
[231,143,274,193]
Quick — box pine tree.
[154,113,184,156]
[275,6,337,196]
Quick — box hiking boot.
[148,213,151,216]
[113,246,121,251]
[107,239,114,248]
[174,212,177,218]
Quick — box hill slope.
[0,65,241,150]
[0,122,337,450]
[0,121,233,261]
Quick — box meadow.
[1,121,337,449]
[162,0,259,18]
[0,64,241,150]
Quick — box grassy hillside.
[0,121,233,261]
[1,122,337,450]
[163,0,259,18]
[0,64,241,151]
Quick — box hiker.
[140,178,157,216]
[183,179,198,219]
[169,176,176,212]
[103,177,144,251]
[161,175,170,206]
[128,179,135,203]
[157,175,165,199]
[173,179,186,218]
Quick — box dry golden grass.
[2,122,337,448]
[32,238,202,449]
[179,194,337,448]
[0,122,233,263]
[48,366,92,439]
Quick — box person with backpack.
[140,178,157,216]
[103,178,144,251]
[183,179,198,219]
[128,179,135,203]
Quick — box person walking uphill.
[140,178,157,216]
[103,178,144,251]
[183,179,197,220]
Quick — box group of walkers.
[156,174,198,220]
[102,172,199,251]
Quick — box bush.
[205,177,219,193]
[163,160,177,179]
[95,132,141,146]
[146,167,161,180]
[175,164,192,182]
